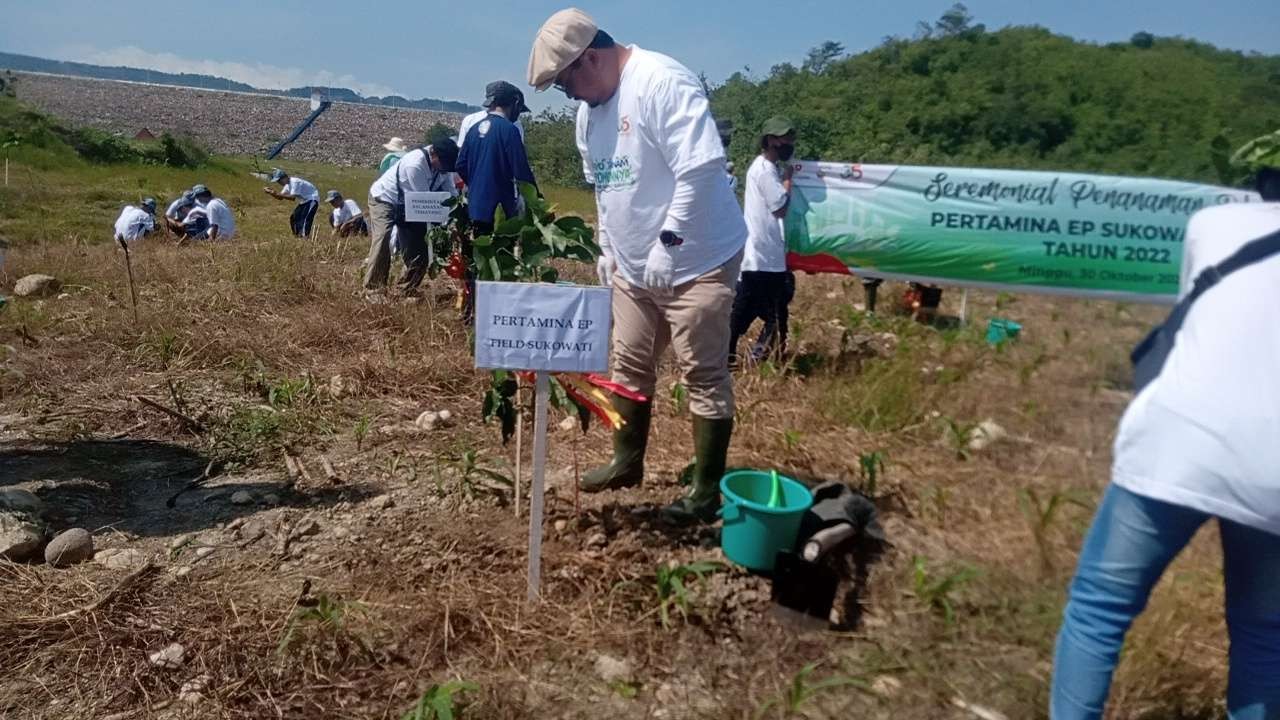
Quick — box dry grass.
[0,155,1233,719]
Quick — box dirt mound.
[12,73,462,167]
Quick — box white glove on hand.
[597,253,617,286]
[642,243,676,292]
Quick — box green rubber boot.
[580,395,652,493]
[660,415,734,526]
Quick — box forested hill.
[708,18,1280,185]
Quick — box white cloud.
[66,45,399,98]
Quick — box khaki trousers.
[361,196,398,290]
[610,252,741,419]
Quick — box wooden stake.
[959,289,969,326]
[121,241,139,324]
[526,371,550,603]
[514,405,523,519]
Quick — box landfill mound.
[11,72,461,167]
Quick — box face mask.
[776,143,795,162]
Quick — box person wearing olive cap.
[1050,132,1280,719]
[729,115,798,366]
[326,190,367,237]
[362,140,459,294]
[264,168,320,238]
[113,197,157,246]
[528,8,747,525]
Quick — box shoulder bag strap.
[1185,225,1280,305]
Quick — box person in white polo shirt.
[326,190,367,237]
[529,8,748,525]
[162,191,195,237]
[113,198,157,246]
[1051,140,1280,718]
[264,168,320,237]
[361,140,459,294]
[730,116,798,366]
[191,184,236,241]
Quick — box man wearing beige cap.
[529,8,747,525]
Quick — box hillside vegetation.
[527,6,1280,186]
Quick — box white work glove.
[596,252,617,286]
[642,243,676,292]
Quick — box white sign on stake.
[403,191,452,223]
[475,281,611,374]
[474,281,613,602]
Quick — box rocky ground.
[11,73,463,166]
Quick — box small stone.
[45,528,93,567]
[586,532,607,549]
[148,643,185,670]
[437,409,453,424]
[95,548,148,571]
[293,518,321,537]
[371,494,395,511]
[229,491,253,505]
[225,518,245,532]
[174,566,192,579]
[169,534,192,550]
[558,416,577,432]
[967,419,1008,452]
[553,519,568,533]
[871,675,902,698]
[593,654,633,683]
[0,488,45,517]
[262,493,281,506]
[328,374,347,399]
[195,547,215,559]
[0,512,45,562]
[179,674,211,704]
[414,411,440,431]
[13,274,61,298]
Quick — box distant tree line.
[523,4,1280,188]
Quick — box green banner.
[784,162,1259,303]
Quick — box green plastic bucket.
[719,470,814,572]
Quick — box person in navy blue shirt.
[457,81,536,229]
[455,80,537,321]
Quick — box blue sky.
[2,0,1277,112]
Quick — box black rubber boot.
[661,415,734,526]
[580,395,652,493]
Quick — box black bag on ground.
[1131,227,1280,391]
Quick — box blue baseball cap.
[190,184,211,197]
[140,197,157,213]
[325,189,342,203]
[269,168,287,183]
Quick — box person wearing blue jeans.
[1052,484,1280,719]
[1051,154,1280,719]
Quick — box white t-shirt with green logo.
[575,46,746,287]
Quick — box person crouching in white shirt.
[264,168,320,238]
[326,190,368,237]
[163,191,195,238]
[190,185,235,241]
[529,8,748,525]
[114,198,157,247]
[730,116,798,366]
